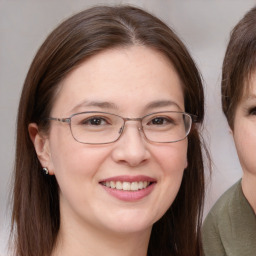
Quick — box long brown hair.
[11,5,206,256]
[222,6,256,129]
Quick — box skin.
[29,45,188,256]
[232,73,256,214]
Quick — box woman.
[11,5,206,256]
[202,6,256,256]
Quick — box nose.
[111,123,150,167]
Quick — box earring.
[42,167,49,175]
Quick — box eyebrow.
[144,100,183,111]
[70,100,118,113]
[70,99,182,113]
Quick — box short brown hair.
[11,5,206,256]
[222,6,256,129]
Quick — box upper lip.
[99,175,156,183]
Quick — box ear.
[28,123,54,175]
[228,127,233,136]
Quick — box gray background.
[1,0,255,254]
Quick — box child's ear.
[28,123,54,175]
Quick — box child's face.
[233,74,256,176]
[34,46,188,238]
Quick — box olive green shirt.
[202,179,256,256]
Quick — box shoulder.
[203,179,244,232]
[203,179,256,255]
[206,180,242,219]
[202,180,243,241]
[201,180,242,255]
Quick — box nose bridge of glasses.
[119,117,143,135]
[124,117,143,128]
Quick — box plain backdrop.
[1,0,255,254]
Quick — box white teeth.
[131,182,138,191]
[123,182,131,191]
[102,181,151,191]
[110,181,116,189]
[116,181,122,190]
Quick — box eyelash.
[248,107,256,115]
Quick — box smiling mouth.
[100,181,152,191]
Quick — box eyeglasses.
[47,111,195,144]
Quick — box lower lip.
[101,183,156,202]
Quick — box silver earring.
[42,167,49,175]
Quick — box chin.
[100,210,159,235]
[107,222,152,236]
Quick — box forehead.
[51,45,184,116]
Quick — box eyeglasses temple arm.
[47,117,71,123]
[190,114,198,123]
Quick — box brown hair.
[11,5,206,256]
[222,6,256,129]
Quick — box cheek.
[234,124,256,173]
[150,142,187,218]
[152,140,187,196]
[48,127,110,179]
[152,140,188,172]
[49,139,113,212]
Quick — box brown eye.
[249,107,256,115]
[148,117,173,125]
[152,117,165,125]
[89,118,105,125]
[81,117,108,126]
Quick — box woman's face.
[37,46,188,236]
[233,75,256,176]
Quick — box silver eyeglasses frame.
[47,111,197,145]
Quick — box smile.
[101,181,151,191]
[99,175,156,201]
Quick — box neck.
[241,172,256,214]
[51,215,151,256]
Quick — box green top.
[202,179,256,256]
